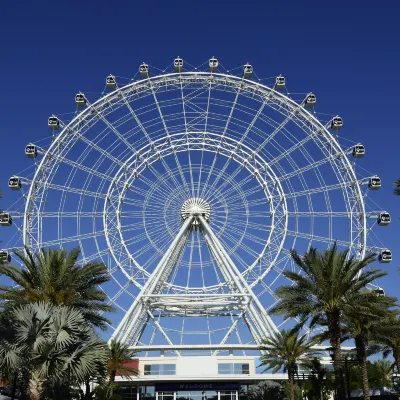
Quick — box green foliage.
[272,244,383,328]
[107,340,138,383]
[302,359,335,400]
[94,383,122,400]
[349,360,394,389]
[0,302,108,399]
[341,292,398,399]
[271,243,385,400]
[0,246,114,329]
[248,381,284,400]
[260,330,320,400]
[376,316,400,372]
[260,329,319,374]
[281,382,302,400]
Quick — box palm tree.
[107,340,138,383]
[0,302,108,400]
[342,292,398,400]
[394,178,400,196]
[271,244,385,400]
[302,358,334,400]
[0,246,114,329]
[259,329,319,400]
[375,316,400,372]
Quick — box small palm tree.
[107,340,138,383]
[0,246,114,329]
[342,292,398,400]
[374,316,400,373]
[271,244,385,400]
[259,330,319,400]
[374,360,393,387]
[302,358,334,400]
[0,302,108,400]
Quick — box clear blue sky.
[0,0,399,299]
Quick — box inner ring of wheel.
[103,132,288,290]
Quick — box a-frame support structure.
[111,200,278,353]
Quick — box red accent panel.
[115,359,139,376]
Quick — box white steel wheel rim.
[21,71,368,312]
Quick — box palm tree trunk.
[10,371,18,400]
[328,314,346,400]
[85,379,91,400]
[110,370,116,384]
[28,373,44,400]
[394,351,400,400]
[288,367,295,400]
[355,337,370,400]
[394,350,400,374]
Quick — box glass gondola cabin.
[140,63,149,78]
[8,176,21,190]
[209,57,218,73]
[75,93,86,107]
[305,93,316,107]
[0,213,12,226]
[275,75,286,90]
[0,251,11,263]
[377,211,391,226]
[331,116,343,130]
[48,116,60,130]
[174,57,183,72]
[373,288,385,296]
[243,64,253,78]
[379,249,392,263]
[106,75,116,89]
[368,176,381,190]
[352,144,365,158]
[25,144,37,158]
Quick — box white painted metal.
[4,63,387,355]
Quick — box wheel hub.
[181,197,211,226]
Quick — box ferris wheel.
[0,58,392,354]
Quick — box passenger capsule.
[139,63,149,78]
[377,211,391,226]
[379,249,392,263]
[48,116,60,130]
[304,93,316,107]
[275,75,286,90]
[368,175,381,190]
[0,213,12,226]
[174,57,183,72]
[0,251,10,263]
[352,144,365,158]
[106,75,116,90]
[8,176,21,190]
[209,57,218,73]
[373,288,385,296]
[75,93,86,107]
[331,116,343,130]
[25,144,37,158]
[243,63,253,78]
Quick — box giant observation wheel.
[1,58,392,355]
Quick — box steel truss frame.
[112,214,277,352]
[4,68,386,351]
[22,73,367,261]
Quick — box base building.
[116,356,288,400]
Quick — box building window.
[144,364,176,375]
[139,386,155,400]
[218,363,250,375]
